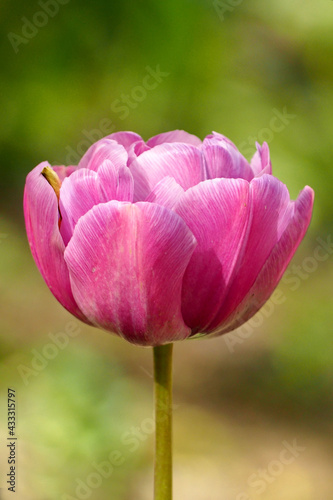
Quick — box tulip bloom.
[24,130,314,346]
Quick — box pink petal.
[59,169,100,246]
[98,161,134,202]
[78,138,128,172]
[145,177,185,210]
[59,162,133,245]
[23,163,89,323]
[205,131,239,151]
[105,131,143,150]
[208,175,310,331]
[250,142,272,176]
[214,186,314,335]
[175,178,251,332]
[127,140,151,164]
[64,201,197,346]
[130,143,204,201]
[52,165,78,181]
[203,137,254,181]
[147,130,202,147]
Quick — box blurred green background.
[1,0,333,498]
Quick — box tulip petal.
[175,178,251,332]
[250,142,272,176]
[52,165,77,181]
[64,201,197,346]
[23,163,89,322]
[127,140,151,163]
[97,161,134,202]
[59,162,134,245]
[130,143,204,201]
[145,177,185,210]
[106,131,143,150]
[214,186,314,335]
[59,169,100,246]
[205,131,239,151]
[209,176,313,332]
[147,130,202,147]
[203,137,254,181]
[78,138,128,172]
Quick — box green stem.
[153,343,173,500]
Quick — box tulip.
[23,130,314,500]
[24,130,314,346]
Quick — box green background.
[0,1,332,499]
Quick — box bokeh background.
[1,1,333,499]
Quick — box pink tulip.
[24,130,314,346]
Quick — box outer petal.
[213,186,314,335]
[130,143,204,201]
[78,138,128,172]
[23,163,89,323]
[203,137,254,181]
[64,201,197,346]
[147,130,202,147]
[208,176,313,332]
[175,178,251,332]
[250,142,272,176]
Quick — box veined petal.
[250,142,272,176]
[105,131,143,150]
[64,201,197,346]
[213,186,314,335]
[147,130,202,147]
[97,161,134,202]
[175,178,251,332]
[23,163,89,323]
[205,131,239,151]
[59,162,134,245]
[78,138,128,172]
[130,143,204,201]
[59,169,100,246]
[52,165,77,181]
[208,174,306,331]
[127,140,151,164]
[145,177,185,210]
[203,137,254,181]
